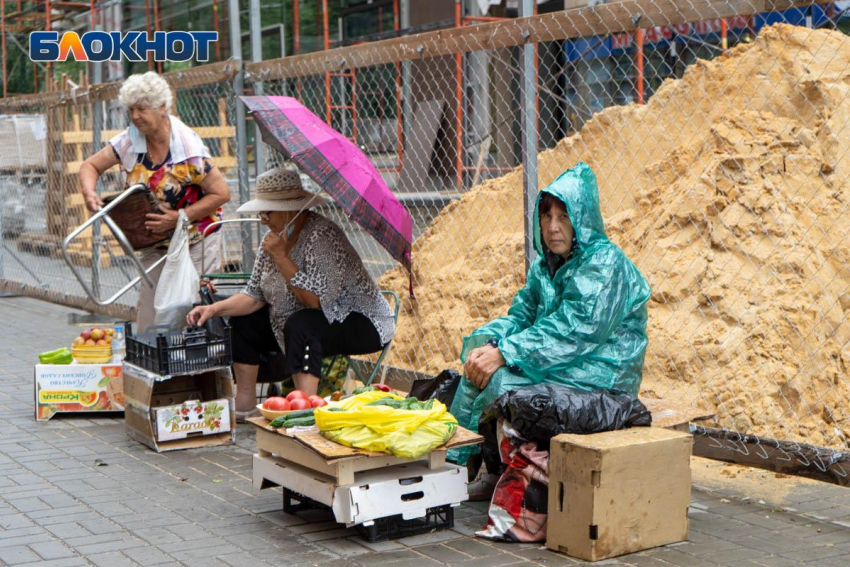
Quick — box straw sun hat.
[236,167,329,214]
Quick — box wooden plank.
[65,161,121,175]
[255,428,343,479]
[0,61,238,112]
[248,416,483,460]
[0,280,136,321]
[67,157,232,174]
[293,429,374,459]
[247,0,818,79]
[692,425,850,487]
[192,126,236,138]
[62,130,123,144]
[210,156,237,169]
[218,99,230,158]
[641,397,715,430]
[445,425,485,450]
[84,60,240,105]
[63,127,233,145]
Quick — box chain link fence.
[0,63,242,319]
[2,0,850,479]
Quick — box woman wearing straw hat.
[186,167,396,420]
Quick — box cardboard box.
[152,399,231,442]
[547,427,691,562]
[123,362,235,452]
[35,364,124,421]
[253,454,468,526]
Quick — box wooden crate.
[249,417,482,485]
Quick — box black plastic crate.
[357,504,454,543]
[125,322,232,376]
[282,489,455,543]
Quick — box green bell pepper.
[39,348,73,365]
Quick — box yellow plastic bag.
[314,391,458,459]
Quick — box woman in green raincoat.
[448,162,651,467]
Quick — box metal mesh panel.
[1,1,850,477]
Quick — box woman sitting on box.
[448,162,651,498]
[78,71,231,333]
[186,167,396,421]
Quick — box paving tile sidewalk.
[1,296,850,567]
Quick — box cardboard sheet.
[248,416,483,462]
[640,397,715,429]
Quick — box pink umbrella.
[240,96,412,273]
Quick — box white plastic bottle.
[112,324,126,363]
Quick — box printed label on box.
[35,364,124,421]
[153,399,231,442]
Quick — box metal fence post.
[250,0,265,178]
[229,0,254,270]
[91,48,103,300]
[401,0,412,152]
[520,0,538,271]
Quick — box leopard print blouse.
[241,212,395,353]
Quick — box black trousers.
[230,306,383,377]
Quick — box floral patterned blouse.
[241,212,396,353]
[110,117,222,247]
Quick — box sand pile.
[379,24,850,448]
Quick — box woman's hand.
[83,190,104,213]
[145,208,179,232]
[261,231,294,260]
[187,304,217,327]
[464,345,506,390]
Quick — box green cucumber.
[281,416,316,427]
[284,408,315,419]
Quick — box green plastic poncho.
[448,162,651,465]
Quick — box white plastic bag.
[153,210,199,329]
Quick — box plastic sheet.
[407,370,462,407]
[315,390,458,459]
[478,384,651,474]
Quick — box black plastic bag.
[407,370,461,407]
[479,384,651,474]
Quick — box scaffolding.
[0,0,97,96]
[121,0,226,72]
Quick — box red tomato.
[289,398,311,411]
[286,390,309,402]
[263,397,290,411]
[308,395,327,408]
[373,384,392,392]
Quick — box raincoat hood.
[533,161,607,260]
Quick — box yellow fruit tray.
[72,345,112,364]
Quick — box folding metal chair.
[62,183,164,305]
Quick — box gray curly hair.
[118,72,172,111]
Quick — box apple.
[95,339,108,346]
[105,329,114,336]
[90,329,104,341]
[80,330,91,341]
[84,339,96,346]
[73,336,85,346]
[105,336,113,344]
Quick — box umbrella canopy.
[240,95,412,271]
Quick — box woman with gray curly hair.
[79,71,230,332]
